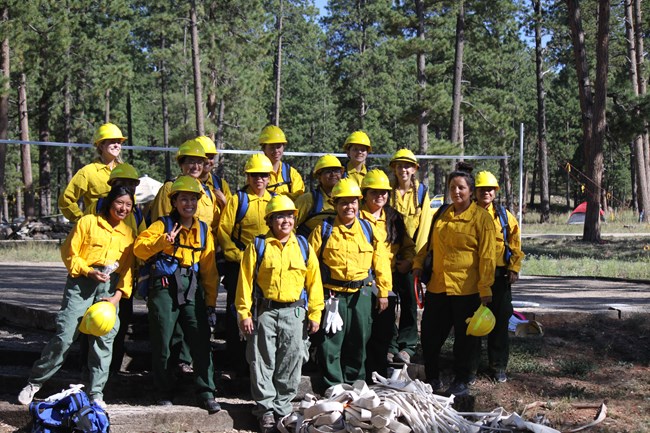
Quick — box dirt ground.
[461,313,650,432]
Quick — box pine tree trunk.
[271,0,283,126]
[449,0,464,148]
[38,90,52,217]
[63,77,73,185]
[533,0,550,222]
[104,89,110,122]
[415,0,429,187]
[584,0,610,242]
[190,0,204,136]
[18,72,35,218]
[160,40,171,180]
[0,6,9,223]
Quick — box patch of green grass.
[509,352,549,374]
[0,242,62,262]
[555,358,596,378]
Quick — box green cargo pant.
[29,275,120,400]
[318,290,372,388]
[147,274,215,401]
[247,304,307,417]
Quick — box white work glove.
[206,306,217,329]
[324,297,344,334]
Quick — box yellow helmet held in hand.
[265,195,298,219]
[176,139,207,163]
[343,130,372,152]
[195,136,217,155]
[244,153,274,173]
[475,171,500,190]
[331,178,363,199]
[79,301,117,337]
[361,169,391,191]
[390,149,419,168]
[259,125,287,146]
[465,305,496,337]
[168,175,202,198]
[313,154,343,177]
[108,163,140,185]
[93,123,126,146]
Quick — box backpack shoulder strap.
[319,216,335,259]
[417,183,428,208]
[133,206,144,227]
[254,235,266,277]
[159,215,173,232]
[358,217,373,244]
[282,162,292,187]
[235,190,249,224]
[199,220,208,250]
[428,203,449,249]
[496,204,512,262]
[312,188,324,214]
[211,172,223,191]
[296,234,310,264]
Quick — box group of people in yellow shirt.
[17,122,524,433]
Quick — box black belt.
[495,267,508,278]
[259,298,304,309]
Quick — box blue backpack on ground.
[29,390,110,433]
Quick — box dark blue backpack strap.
[296,234,309,263]
[201,181,213,200]
[133,206,144,227]
[211,172,223,191]
[254,235,266,277]
[160,215,173,232]
[417,183,428,208]
[199,220,208,249]
[496,205,512,263]
[319,216,334,259]
[313,188,324,214]
[231,190,249,250]
[358,218,373,244]
[282,162,292,187]
[96,197,105,213]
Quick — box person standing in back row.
[259,125,305,201]
[342,131,371,186]
[474,171,524,383]
[59,123,127,222]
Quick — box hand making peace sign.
[165,222,183,244]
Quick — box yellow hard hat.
[168,175,202,198]
[265,195,298,219]
[93,123,126,146]
[176,139,207,163]
[331,178,363,199]
[195,136,217,155]
[313,154,343,177]
[390,149,419,168]
[244,153,274,173]
[465,305,496,337]
[361,169,391,191]
[343,130,372,152]
[475,171,500,190]
[259,125,287,146]
[108,163,140,185]
[79,301,117,337]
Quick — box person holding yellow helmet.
[359,169,415,379]
[19,186,136,409]
[58,123,127,222]
[342,130,371,186]
[217,153,275,376]
[235,195,324,432]
[258,125,305,200]
[133,175,221,413]
[474,170,524,383]
[196,135,232,211]
[412,162,496,397]
[82,162,146,373]
[149,138,219,231]
[294,154,344,237]
[388,148,430,365]
[308,177,392,388]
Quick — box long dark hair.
[446,161,475,192]
[99,186,134,218]
[384,205,407,246]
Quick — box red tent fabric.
[568,202,605,224]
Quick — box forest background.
[1,0,650,242]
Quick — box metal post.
[519,123,524,233]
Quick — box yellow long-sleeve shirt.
[133,217,219,306]
[344,162,366,187]
[204,172,233,205]
[150,178,219,231]
[413,202,496,298]
[235,233,324,323]
[308,216,392,298]
[217,188,272,263]
[60,213,134,297]
[485,203,525,272]
[295,187,336,235]
[390,181,430,240]
[360,207,416,270]
[58,160,112,222]
[266,163,305,201]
